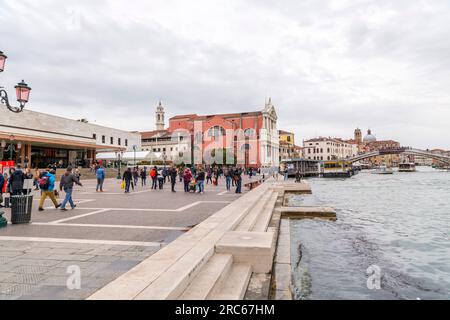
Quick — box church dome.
[363,129,376,143]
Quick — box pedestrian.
[10,165,25,196]
[122,168,132,193]
[0,172,5,208]
[170,166,177,192]
[162,167,168,184]
[179,167,184,183]
[213,168,219,186]
[24,156,29,169]
[59,166,83,211]
[206,168,213,184]
[224,167,232,191]
[133,168,139,187]
[150,166,158,189]
[22,168,33,195]
[295,170,301,183]
[38,169,61,211]
[157,167,164,189]
[196,168,205,194]
[96,165,105,192]
[183,168,192,193]
[235,168,242,194]
[141,167,147,186]
[74,168,81,181]
[33,167,41,190]
[284,168,289,181]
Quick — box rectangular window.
[93,134,97,140]
[102,135,105,143]
[118,138,121,145]
[125,139,128,146]
[110,137,114,144]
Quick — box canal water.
[288,166,450,300]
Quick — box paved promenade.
[0,175,255,299]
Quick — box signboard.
[0,161,15,174]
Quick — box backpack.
[38,175,50,189]
[150,169,156,178]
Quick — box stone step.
[89,182,271,300]
[215,231,276,273]
[207,263,252,300]
[251,192,279,232]
[235,190,274,232]
[279,206,337,220]
[179,253,233,300]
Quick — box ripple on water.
[290,168,450,300]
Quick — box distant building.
[356,129,401,166]
[140,99,280,170]
[279,130,296,161]
[0,107,141,168]
[303,137,358,161]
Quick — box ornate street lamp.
[115,150,124,179]
[0,50,32,113]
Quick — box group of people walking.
[0,164,82,212]
[115,165,247,195]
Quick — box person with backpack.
[96,165,106,192]
[38,169,61,211]
[150,166,158,190]
[59,167,83,211]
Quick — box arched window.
[244,128,256,138]
[207,126,226,139]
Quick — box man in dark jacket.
[10,165,25,196]
[122,168,133,193]
[169,166,178,192]
[59,167,83,211]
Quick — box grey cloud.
[1,0,449,149]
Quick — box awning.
[96,151,156,161]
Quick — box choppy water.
[289,166,450,300]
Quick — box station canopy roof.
[96,151,156,161]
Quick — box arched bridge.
[345,147,450,165]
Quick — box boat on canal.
[398,162,416,172]
[372,164,394,174]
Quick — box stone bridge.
[345,147,450,165]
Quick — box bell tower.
[155,101,165,131]
[354,128,362,144]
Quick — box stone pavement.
[0,175,258,299]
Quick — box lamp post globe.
[15,80,31,105]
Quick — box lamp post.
[0,51,32,113]
[116,150,123,179]
[132,145,137,166]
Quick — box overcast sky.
[1,0,449,149]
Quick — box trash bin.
[10,195,33,224]
[0,211,7,228]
